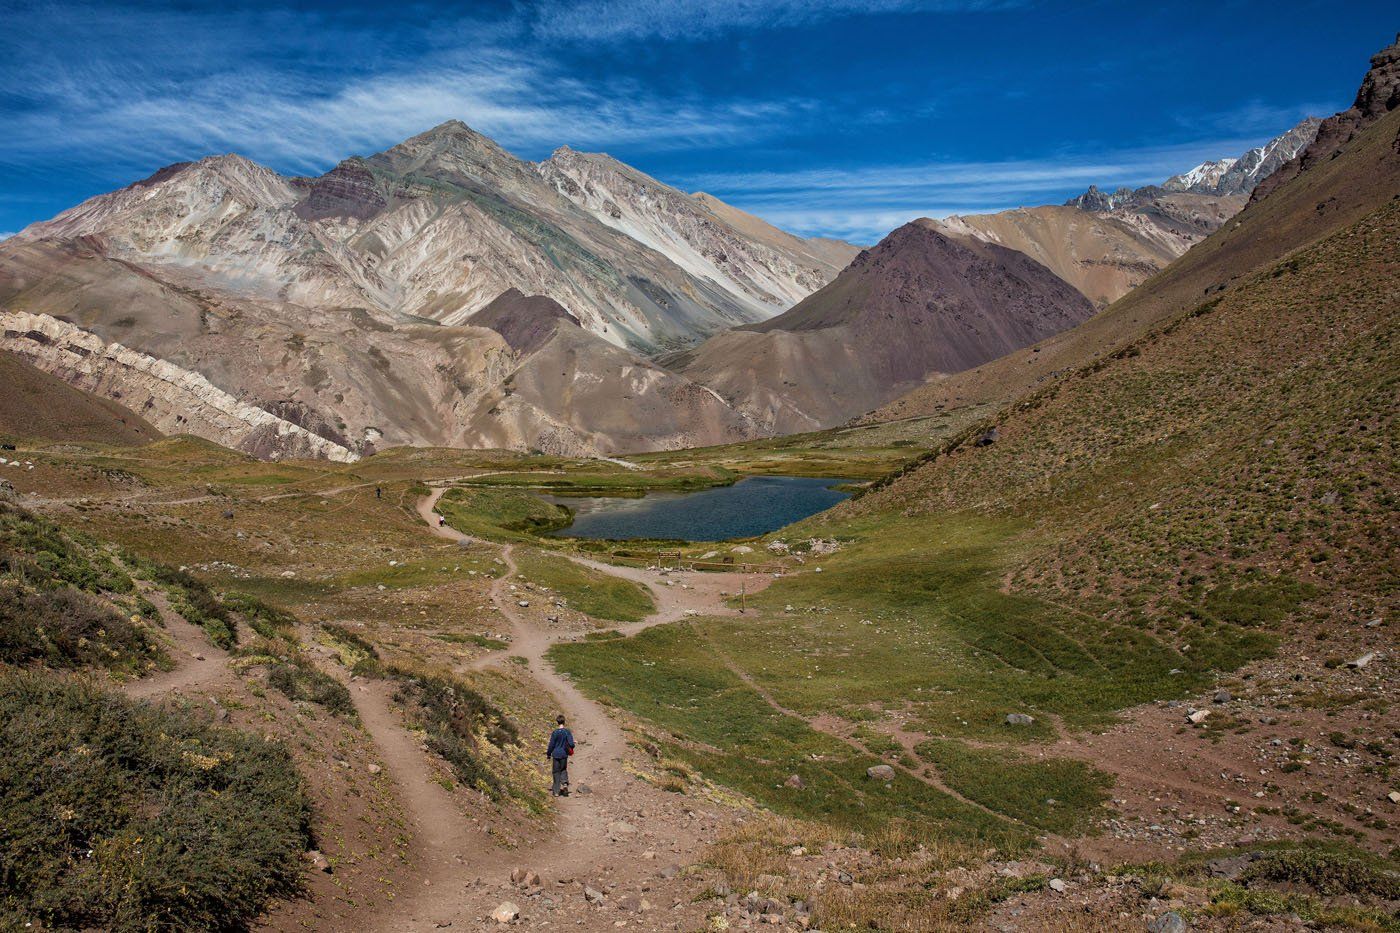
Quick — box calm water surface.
[545,475,858,541]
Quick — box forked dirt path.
[419,487,774,636]
[343,488,777,929]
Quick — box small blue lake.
[544,475,858,542]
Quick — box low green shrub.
[223,592,297,641]
[321,623,381,676]
[135,561,236,649]
[0,504,132,594]
[1240,845,1400,898]
[265,660,355,717]
[0,584,164,673]
[0,670,310,930]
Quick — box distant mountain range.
[0,124,860,457]
[924,118,1321,308]
[11,121,856,352]
[0,95,1344,458]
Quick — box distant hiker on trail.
[438,515,445,527]
[375,486,381,500]
[546,714,575,796]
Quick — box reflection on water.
[545,475,857,542]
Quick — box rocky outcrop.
[1251,35,1400,203]
[291,159,387,222]
[1064,185,1136,212]
[0,311,358,461]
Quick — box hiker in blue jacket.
[546,714,575,796]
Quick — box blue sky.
[0,1,1392,242]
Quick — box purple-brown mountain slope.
[673,220,1094,434]
[468,288,581,355]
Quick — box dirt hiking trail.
[334,489,774,929]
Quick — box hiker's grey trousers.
[551,756,569,794]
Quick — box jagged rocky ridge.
[1251,34,1400,203]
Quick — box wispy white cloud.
[531,0,1025,42]
[0,4,817,181]
[6,57,805,176]
[1174,99,1328,137]
[681,135,1292,241]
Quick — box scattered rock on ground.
[1147,911,1188,933]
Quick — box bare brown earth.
[305,489,779,931]
[931,196,1243,309]
[0,348,158,447]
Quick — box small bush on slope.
[229,633,355,718]
[0,502,133,594]
[389,668,520,799]
[0,670,310,931]
[222,591,298,641]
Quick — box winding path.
[423,489,1020,827]
[344,488,771,928]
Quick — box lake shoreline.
[541,475,860,542]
